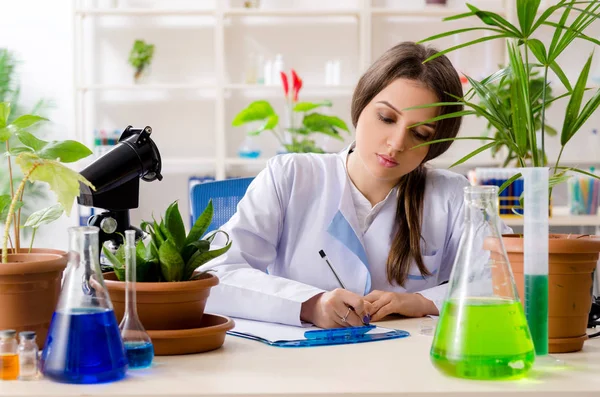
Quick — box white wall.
[0,0,77,251]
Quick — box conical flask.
[430,186,535,380]
[40,226,128,384]
[120,230,154,369]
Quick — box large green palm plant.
[413,0,600,195]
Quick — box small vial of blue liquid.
[120,230,154,369]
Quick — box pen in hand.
[318,249,370,326]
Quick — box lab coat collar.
[326,142,371,294]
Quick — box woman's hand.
[301,289,371,329]
[364,291,438,321]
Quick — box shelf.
[161,158,216,174]
[225,157,268,166]
[224,8,360,17]
[78,84,216,91]
[75,8,215,16]
[502,206,600,228]
[225,84,355,96]
[370,6,506,18]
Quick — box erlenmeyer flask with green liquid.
[430,186,535,380]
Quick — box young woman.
[205,41,509,329]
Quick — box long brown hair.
[351,41,463,287]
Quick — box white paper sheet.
[231,318,394,342]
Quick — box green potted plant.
[102,199,232,332]
[0,48,53,227]
[232,69,350,153]
[477,68,557,167]
[416,0,600,353]
[0,101,94,348]
[128,39,155,83]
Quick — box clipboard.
[227,318,410,347]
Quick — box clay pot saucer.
[148,313,235,356]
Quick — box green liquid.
[430,298,535,380]
[525,274,549,356]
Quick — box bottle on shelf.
[272,54,285,86]
[245,52,258,84]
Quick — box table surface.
[2,317,600,397]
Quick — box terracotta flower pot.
[104,272,219,330]
[0,249,68,349]
[502,234,600,353]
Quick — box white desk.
[3,317,600,397]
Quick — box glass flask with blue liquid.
[40,226,128,384]
[120,230,154,369]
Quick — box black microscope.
[77,125,162,259]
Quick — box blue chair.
[189,177,254,233]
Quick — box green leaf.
[527,39,547,64]
[10,115,47,130]
[544,124,558,137]
[410,136,496,150]
[309,113,349,132]
[232,100,276,126]
[507,42,536,163]
[0,127,11,142]
[498,172,522,195]
[23,203,63,229]
[465,75,510,127]
[408,110,476,128]
[246,115,279,136]
[561,52,593,146]
[569,87,600,140]
[422,34,510,63]
[183,238,232,280]
[517,0,541,36]
[16,131,48,151]
[302,113,349,141]
[417,26,506,44]
[530,0,568,32]
[185,200,213,245]
[0,103,11,128]
[0,200,23,223]
[37,140,93,163]
[543,21,600,47]
[158,239,184,282]
[548,1,573,60]
[442,11,477,22]
[450,142,498,168]
[164,200,186,251]
[153,219,166,246]
[0,195,11,222]
[293,100,332,112]
[102,245,125,281]
[182,240,210,264]
[557,166,600,182]
[466,4,522,36]
[8,146,33,156]
[15,153,95,216]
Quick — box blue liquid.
[238,150,261,158]
[41,308,128,384]
[125,341,154,369]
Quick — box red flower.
[291,69,302,102]
[280,71,289,98]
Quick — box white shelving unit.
[72,0,523,179]
[73,0,600,181]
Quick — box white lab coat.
[205,145,511,326]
